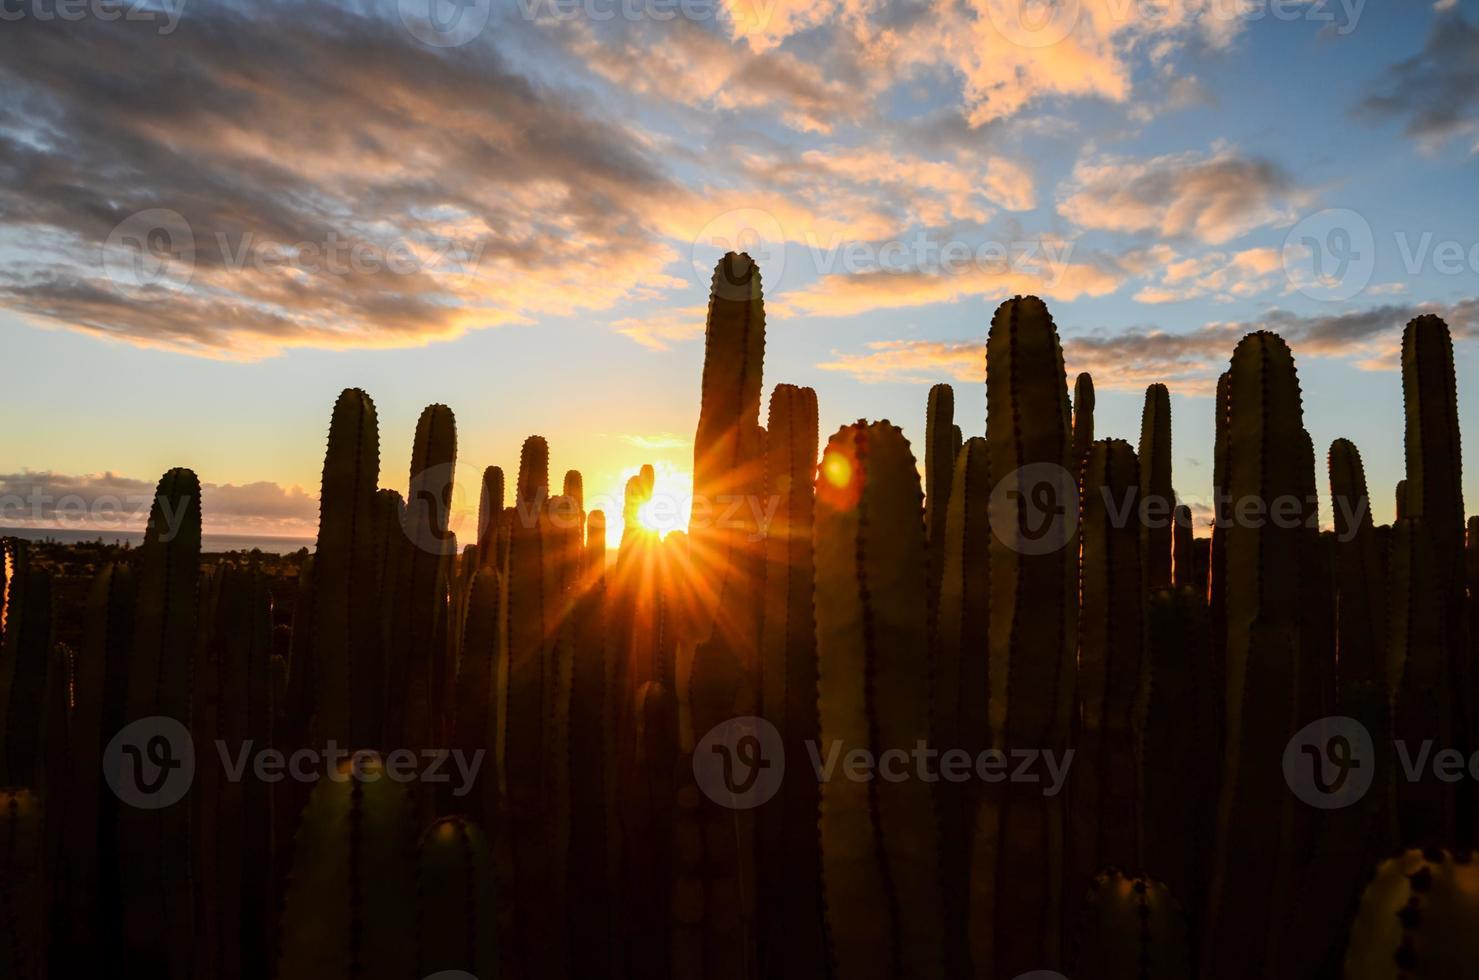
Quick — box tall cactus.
[1401,313,1469,838]
[1068,871,1191,980]
[1139,382,1174,588]
[277,757,415,980]
[476,465,505,567]
[975,295,1077,976]
[119,467,201,979]
[452,564,500,825]
[1067,439,1146,912]
[1201,332,1307,979]
[925,382,956,603]
[1344,849,1479,979]
[417,816,497,980]
[815,420,944,980]
[395,403,456,752]
[757,383,824,979]
[933,435,990,977]
[1072,371,1094,469]
[1172,504,1194,588]
[311,388,381,749]
[1390,516,1453,846]
[1329,439,1387,694]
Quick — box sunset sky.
[2,0,1477,546]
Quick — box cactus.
[311,388,381,750]
[1329,439,1388,694]
[452,564,500,825]
[975,295,1077,976]
[195,563,274,980]
[0,788,46,980]
[1390,516,1453,847]
[1208,368,1231,691]
[1140,586,1218,948]
[816,420,944,980]
[56,562,134,969]
[932,435,990,977]
[115,467,201,978]
[393,403,456,753]
[1172,504,1194,588]
[1201,332,1308,979]
[756,383,824,979]
[0,540,53,787]
[1067,439,1146,910]
[1344,849,1479,979]
[477,465,505,566]
[1068,871,1191,980]
[417,816,497,980]
[925,382,956,603]
[1072,371,1095,469]
[1139,382,1174,588]
[1401,314,1470,838]
[277,756,415,980]
[586,510,607,579]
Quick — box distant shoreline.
[1,526,314,555]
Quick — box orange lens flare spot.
[822,450,853,489]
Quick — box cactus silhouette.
[976,295,1077,976]
[1072,371,1095,469]
[0,540,53,787]
[816,420,944,980]
[1069,871,1191,980]
[1139,382,1174,588]
[1345,849,1479,979]
[925,382,956,604]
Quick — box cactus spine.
[976,295,1077,976]
[1139,382,1174,588]
[1344,849,1479,979]
[816,420,944,980]
[1069,871,1191,980]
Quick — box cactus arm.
[925,383,956,604]
[1071,371,1095,469]
[477,466,506,567]
[1139,383,1174,588]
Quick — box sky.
[1,0,1477,547]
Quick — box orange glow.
[821,449,853,489]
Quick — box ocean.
[1,526,314,555]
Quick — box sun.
[601,461,694,549]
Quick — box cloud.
[818,298,1479,393]
[1358,15,1479,150]
[0,5,688,357]
[0,470,317,535]
[1058,147,1302,244]
[1132,246,1283,303]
